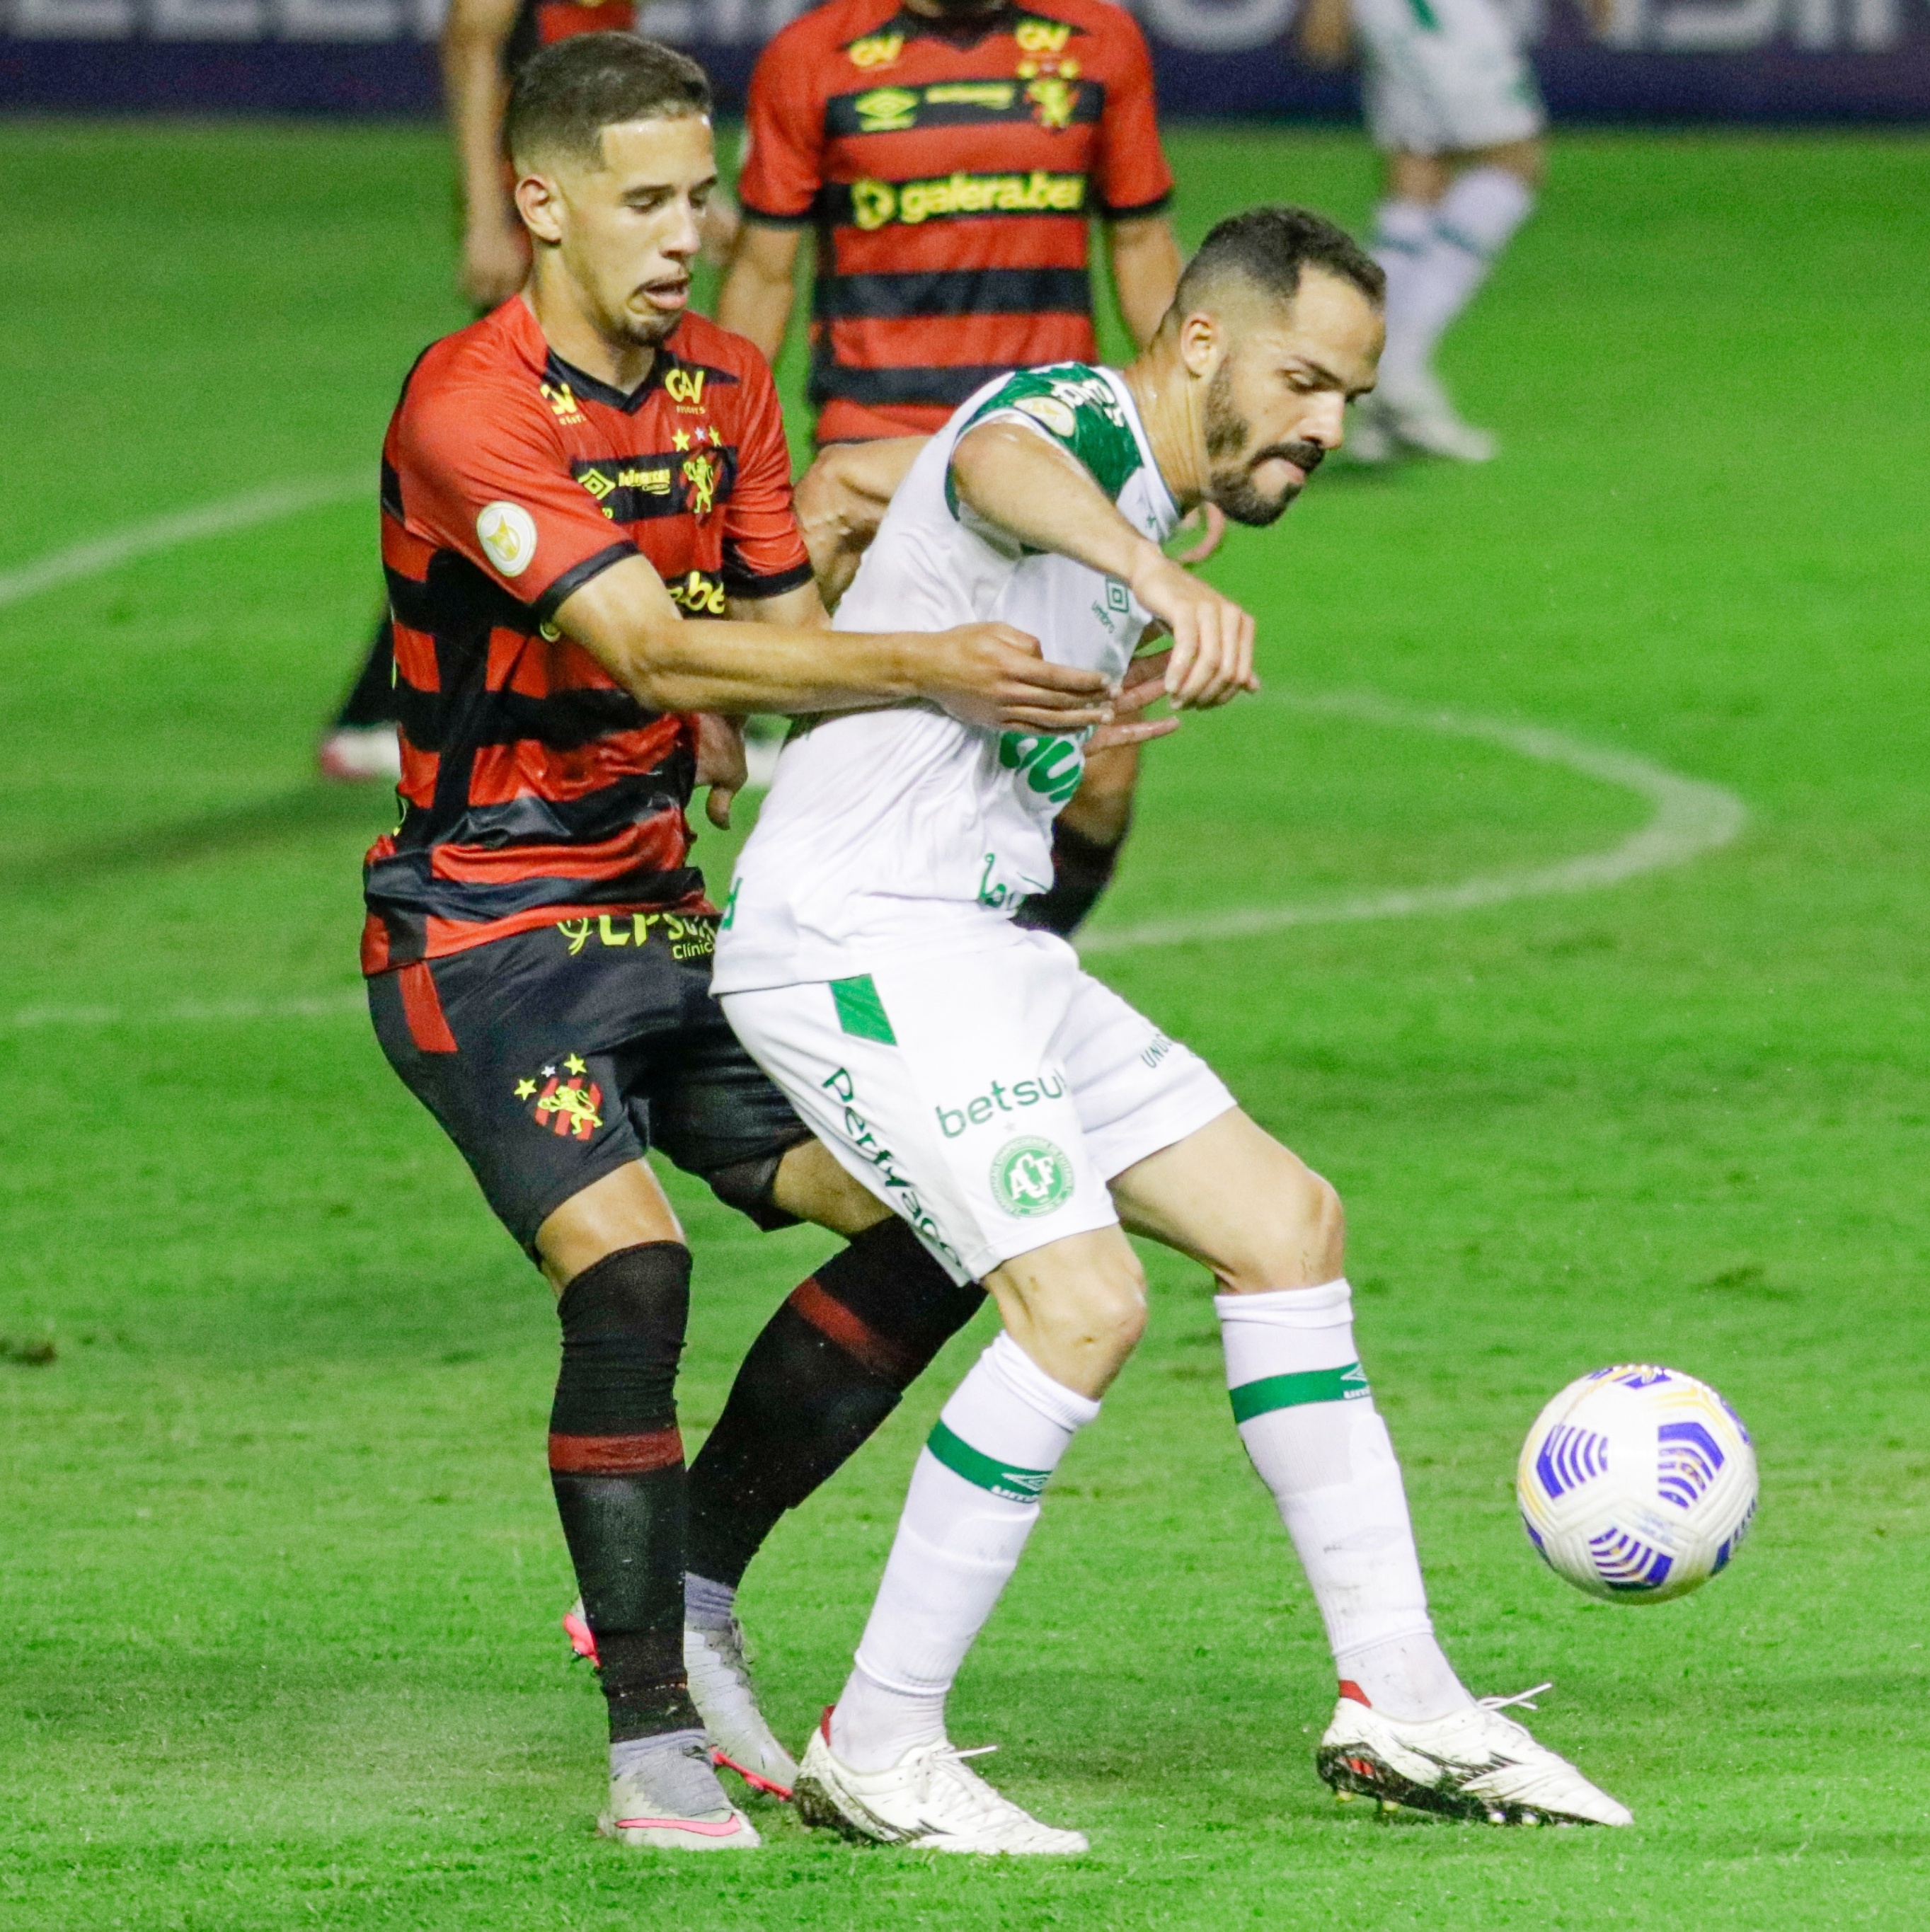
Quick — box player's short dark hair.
[1175,205,1384,316]
[506,33,713,169]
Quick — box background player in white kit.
[1299,0,1611,461]
[713,209,1632,1851]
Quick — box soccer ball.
[1517,1364,1757,1604]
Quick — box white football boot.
[793,1713,1089,1854]
[563,1597,798,1799]
[597,1733,762,1851]
[1317,1683,1632,1827]
[685,1616,800,1798]
[1380,370,1498,463]
[316,723,402,782]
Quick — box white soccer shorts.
[720,926,1236,1284]
[1352,0,1545,156]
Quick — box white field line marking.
[0,473,368,611]
[1,993,367,1033]
[1079,690,1746,955]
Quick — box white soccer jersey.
[711,362,1181,996]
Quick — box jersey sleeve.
[391,368,637,625]
[958,366,1144,505]
[735,27,825,224]
[721,355,813,599]
[1093,11,1174,219]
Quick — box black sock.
[332,615,398,730]
[1012,817,1127,937]
[548,1242,700,1742]
[686,1220,986,1589]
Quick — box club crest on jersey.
[680,452,720,518]
[515,1057,604,1140]
[1025,76,1078,128]
[854,86,919,132]
[846,29,903,69]
[663,367,707,408]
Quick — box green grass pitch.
[1,119,1926,1928]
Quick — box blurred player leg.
[1350,0,1544,459]
[317,615,401,782]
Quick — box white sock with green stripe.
[1218,1280,1471,1724]
[830,1331,1098,1773]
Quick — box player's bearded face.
[559,115,716,352]
[1202,360,1323,529]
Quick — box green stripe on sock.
[1229,1362,1371,1424]
[926,1418,1051,1503]
[830,974,897,1045]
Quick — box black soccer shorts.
[368,909,811,1255]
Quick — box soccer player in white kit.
[1299,0,1609,461]
[712,207,1632,1851]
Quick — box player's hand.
[1088,648,1181,754]
[694,713,747,829]
[461,217,529,310]
[1125,550,1258,711]
[926,623,1115,733]
[1168,502,1227,566]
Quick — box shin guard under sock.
[548,1241,699,1742]
[1013,818,1127,938]
[1217,1280,1470,1723]
[685,1219,985,1589]
[833,1333,1098,1771]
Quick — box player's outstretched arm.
[949,423,1258,710]
[554,557,1113,729]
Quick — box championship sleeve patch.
[957,366,1144,507]
[476,501,537,579]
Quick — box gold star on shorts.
[563,1053,587,1076]
[515,1078,537,1100]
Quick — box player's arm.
[949,422,1256,710]
[553,556,1112,728]
[1297,0,1354,67]
[716,222,801,364]
[1105,215,1183,350]
[441,0,527,308]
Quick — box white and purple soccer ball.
[1516,1364,1758,1604]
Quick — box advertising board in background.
[3,0,1927,118]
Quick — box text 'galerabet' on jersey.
[364,299,810,977]
[738,0,1174,442]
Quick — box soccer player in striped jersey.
[717,0,1210,939]
[367,33,1115,1848]
[715,207,1632,1849]
[319,0,737,785]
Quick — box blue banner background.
[4,0,1928,117]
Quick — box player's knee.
[550,1241,692,1440]
[1053,1251,1149,1365]
[1218,1157,1345,1295]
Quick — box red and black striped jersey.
[737,0,1173,443]
[364,298,811,975]
[505,0,634,78]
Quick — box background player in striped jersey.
[717,0,1210,939]
[369,33,1118,1849]
[1299,0,1610,462]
